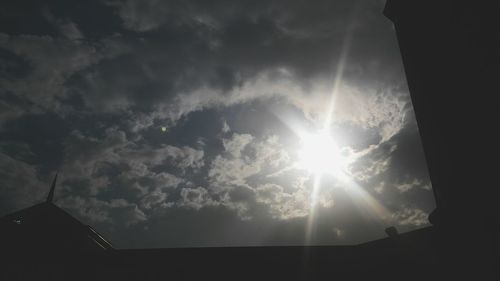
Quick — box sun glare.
[298,132,347,177]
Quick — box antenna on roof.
[46,172,58,203]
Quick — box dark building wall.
[384,0,500,278]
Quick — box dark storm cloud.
[0,0,402,131]
[106,0,399,80]
[0,142,45,214]
[56,0,399,123]
[0,0,434,247]
[0,32,128,121]
[0,0,397,119]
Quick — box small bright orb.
[298,131,346,176]
[161,127,167,132]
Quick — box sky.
[0,0,435,248]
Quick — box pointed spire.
[46,172,58,203]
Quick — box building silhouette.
[0,173,113,254]
[384,0,499,279]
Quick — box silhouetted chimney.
[385,226,398,238]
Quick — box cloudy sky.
[0,0,435,248]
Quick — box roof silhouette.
[0,173,113,254]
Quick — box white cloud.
[140,188,173,210]
[61,128,202,211]
[119,171,183,198]
[391,207,429,227]
[157,145,205,171]
[223,133,253,158]
[206,132,317,220]
[151,68,298,124]
[221,119,231,133]
[255,183,309,220]
[58,196,147,226]
[203,130,364,221]
[209,153,260,188]
[152,172,184,189]
[333,86,409,142]
[178,186,218,210]
[208,133,289,189]
[396,178,423,193]
[350,151,392,182]
[62,128,129,180]
[122,145,205,172]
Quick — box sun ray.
[304,22,355,245]
[342,179,391,223]
[323,26,353,131]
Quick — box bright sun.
[298,132,347,176]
